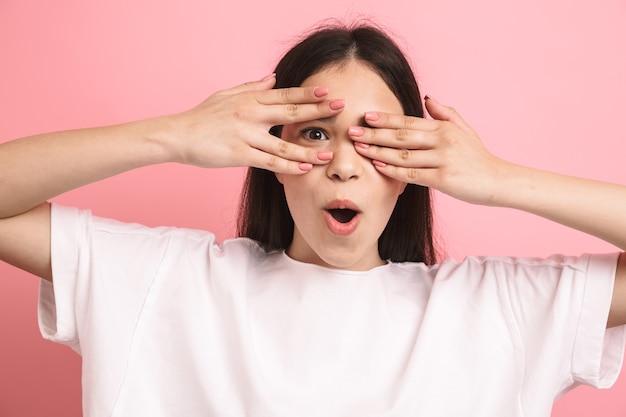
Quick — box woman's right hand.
[0,75,343,219]
[164,74,344,174]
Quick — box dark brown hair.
[237,22,437,265]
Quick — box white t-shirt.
[39,204,626,417]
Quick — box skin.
[276,61,407,271]
[0,75,345,278]
[346,69,626,328]
[0,67,625,327]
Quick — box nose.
[326,138,364,181]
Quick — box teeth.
[329,209,357,223]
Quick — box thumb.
[424,96,471,130]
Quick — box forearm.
[349,98,626,251]
[495,163,626,251]
[0,79,343,219]
[0,117,174,218]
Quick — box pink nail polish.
[365,112,379,122]
[329,99,345,110]
[354,142,370,149]
[299,163,313,171]
[317,151,333,161]
[348,127,364,137]
[372,160,387,167]
[314,87,329,97]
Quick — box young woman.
[0,23,625,417]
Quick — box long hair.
[237,22,438,265]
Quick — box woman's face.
[276,60,406,271]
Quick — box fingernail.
[299,162,313,171]
[329,99,345,110]
[261,73,276,82]
[348,126,364,137]
[314,87,329,97]
[364,112,379,122]
[317,151,333,161]
[354,142,369,149]
[372,160,387,167]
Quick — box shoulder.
[51,203,272,267]
[430,254,612,279]
[402,254,620,301]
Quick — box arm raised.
[352,96,626,327]
[0,76,344,218]
[0,76,345,280]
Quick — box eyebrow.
[316,116,336,124]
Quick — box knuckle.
[277,140,290,155]
[232,104,246,120]
[278,88,291,101]
[395,128,409,142]
[285,103,299,117]
[266,155,279,168]
[407,168,419,180]
[400,149,411,160]
[404,117,418,129]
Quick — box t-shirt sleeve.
[38,204,86,352]
[501,253,626,395]
[37,204,227,413]
[570,253,626,389]
[38,204,174,354]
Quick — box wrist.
[479,159,532,208]
[489,161,552,211]
[135,115,183,165]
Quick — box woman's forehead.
[301,61,402,114]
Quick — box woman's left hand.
[350,96,509,206]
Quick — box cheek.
[379,176,407,198]
[280,174,311,205]
[379,180,406,215]
[281,178,316,228]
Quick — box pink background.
[1,0,625,415]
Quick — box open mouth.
[328,208,358,224]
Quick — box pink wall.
[1,0,625,415]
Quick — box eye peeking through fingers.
[301,127,329,141]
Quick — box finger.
[370,161,437,186]
[362,111,440,131]
[214,74,277,96]
[252,134,335,166]
[354,142,439,168]
[245,146,327,175]
[348,125,435,149]
[424,96,473,131]
[265,99,345,126]
[257,85,331,105]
